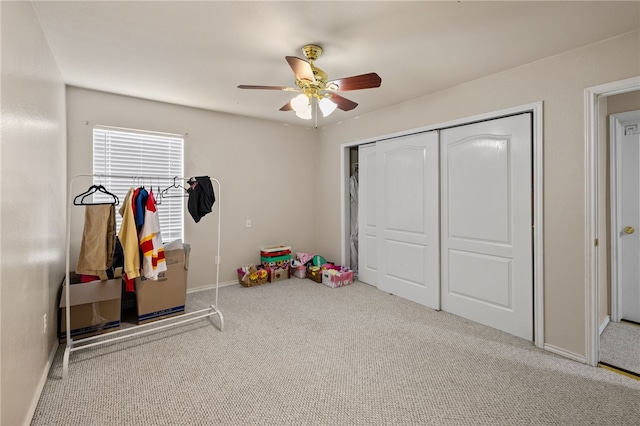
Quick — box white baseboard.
[187,280,238,294]
[27,341,58,424]
[544,344,587,364]
[599,315,610,335]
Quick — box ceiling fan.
[238,44,382,122]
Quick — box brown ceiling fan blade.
[328,93,358,111]
[327,73,382,91]
[285,56,315,82]
[279,102,293,112]
[237,85,292,90]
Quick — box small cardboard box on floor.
[135,243,190,324]
[58,271,122,343]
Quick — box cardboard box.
[58,272,122,343]
[135,244,190,324]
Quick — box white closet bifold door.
[376,131,440,310]
[358,143,378,286]
[440,114,533,340]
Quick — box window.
[93,126,184,242]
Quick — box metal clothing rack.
[62,174,223,379]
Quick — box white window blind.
[93,126,184,243]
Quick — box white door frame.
[584,77,640,366]
[610,110,640,323]
[340,102,544,347]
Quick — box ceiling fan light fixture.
[295,109,312,120]
[319,97,337,117]
[291,94,312,119]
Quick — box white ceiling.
[32,1,640,129]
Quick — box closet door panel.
[358,144,377,285]
[377,131,440,310]
[447,135,510,242]
[440,114,533,340]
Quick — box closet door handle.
[623,226,635,235]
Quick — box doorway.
[584,77,640,368]
[610,109,640,325]
[601,102,640,376]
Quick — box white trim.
[584,76,640,367]
[26,341,59,424]
[93,124,185,138]
[544,344,587,364]
[340,102,544,149]
[599,315,611,336]
[340,102,544,347]
[609,110,640,323]
[532,102,545,348]
[584,86,599,367]
[610,113,621,323]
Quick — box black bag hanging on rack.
[187,176,215,223]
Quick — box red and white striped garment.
[139,189,167,279]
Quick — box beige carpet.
[33,278,640,425]
[600,321,640,375]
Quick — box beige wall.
[0,2,67,424]
[316,30,640,357]
[608,91,640,115]
[66,87,320,289]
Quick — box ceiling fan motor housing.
[296,45,328,96]
[302,44,322,62]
